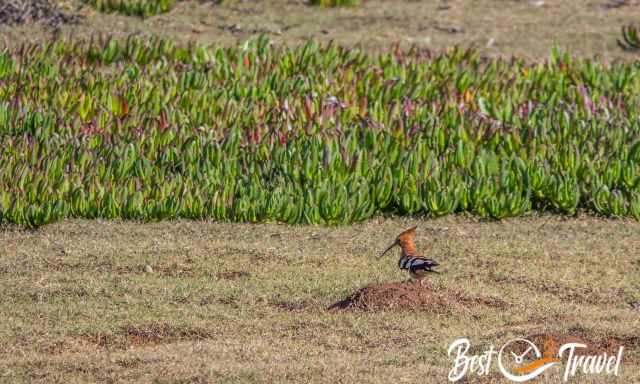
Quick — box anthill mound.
[328,281,508,313]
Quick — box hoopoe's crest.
[396,226,418,256]
[378,226,440,285]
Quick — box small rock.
[143,265,153,274]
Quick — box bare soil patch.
[215,270,250,280]
[328,281,508,313]
[81,323,216,349]
[489,273,630,306]
[270,299,310,312]
[516,332,637,361]
[152,263,196,278]
[38,341,66,355]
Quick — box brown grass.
[522,332,637,360]
[80,323,217,349]
[0,215,639,382]
[1,0,639,60]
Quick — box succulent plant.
[0,36,639,227]
[619,24,640,51]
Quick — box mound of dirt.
[0,0,81,27]
[328,281,508,313]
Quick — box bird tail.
[422,258,439,269]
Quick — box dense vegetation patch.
[1,36,639,227]
[83,0,176,17]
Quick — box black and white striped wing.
[398,255,439,272]
[409,257,439,272]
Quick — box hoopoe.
[378,226,440,286]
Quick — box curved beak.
[378,240,398,258]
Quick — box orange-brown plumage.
[396,226,418,256]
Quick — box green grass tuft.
[619,23,640,51]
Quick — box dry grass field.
[1,216,639,383]
[1,0,639,60]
